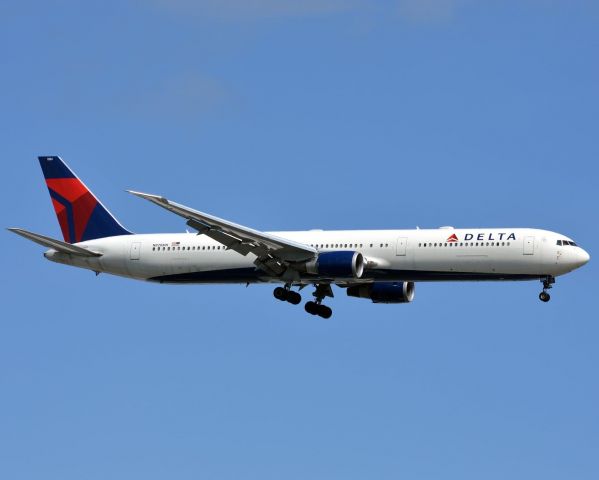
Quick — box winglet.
[126,190,170,205]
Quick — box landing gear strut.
[305,284,333,319]
[273,285,301,305]
[539,276,555,303]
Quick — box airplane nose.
[579,248,590,266]
[573,248,590,268]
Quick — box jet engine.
[305,251,365,278]
[346,281,415,303]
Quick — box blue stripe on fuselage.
[147,268,543,284]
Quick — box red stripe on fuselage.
[46,178,97,243]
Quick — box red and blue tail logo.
[39,156,131,243]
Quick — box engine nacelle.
[306,251,365,278]
[347,281,415,303]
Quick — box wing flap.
[8,228,103,257]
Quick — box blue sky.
[2,1,598,479]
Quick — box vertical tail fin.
[38,156,132,243]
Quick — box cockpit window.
[558,239,578,246]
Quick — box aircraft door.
[396,237,407,256]
[523,236,535,255]
[130,242,141,260]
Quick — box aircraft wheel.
[273,287,287,301]
[317,305,333,319]
[286,291,302,305]
[305,301,318,315]
[539,291,550,302]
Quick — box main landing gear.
[539,275,555,303]
[273,285,302,305]
[273,283,333,318]
[304,284,333,319]
[305,301,332,319]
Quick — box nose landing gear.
[539,276,555,302]
[539,291,550,302]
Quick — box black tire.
[273,287,287,301]
[286,291,301,305]
[317,305,333,319]
[305,301,318,315]
[539,291,550,302]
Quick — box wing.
[8,228,103,257]
[127,191,316,276]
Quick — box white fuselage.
[44,227,589,285]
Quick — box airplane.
[9,156,590,318]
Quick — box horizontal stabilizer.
[8,228,102,257]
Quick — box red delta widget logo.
[446,232,517,242]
